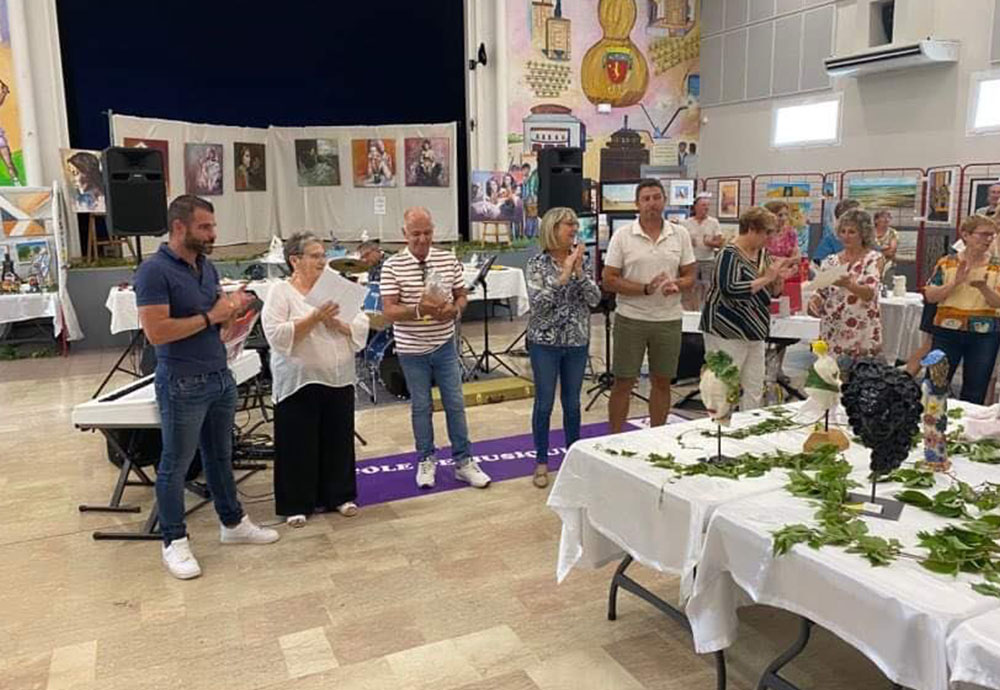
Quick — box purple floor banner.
[355,414,686,506]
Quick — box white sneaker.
[220,515,280,545]
[162,537,202,580]
[416,458,437,489]
[455,460,491,488]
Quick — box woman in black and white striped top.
[699,207,796,410]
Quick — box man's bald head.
[403,206,433,231]
[402,206,434,260]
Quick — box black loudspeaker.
[102,147,168,236]
[538,147,583,215]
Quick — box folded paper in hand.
[806,263,848,291]
[305,267,367,321]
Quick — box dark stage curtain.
[55,0,470,239]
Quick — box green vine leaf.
[846,536,901,567]
[971,582,1000,598]
[881,468,936,488]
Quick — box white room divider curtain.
[112,114,458,246]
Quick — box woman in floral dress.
[807,209,883,362]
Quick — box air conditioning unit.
[824,39,959,78]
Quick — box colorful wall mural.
[0,0,24,186]
[506,0,700,189]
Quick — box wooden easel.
[86,214,136,265]
[480,220,512,247]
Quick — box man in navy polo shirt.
[135,195,278,580]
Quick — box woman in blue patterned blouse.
[526,207,602,488]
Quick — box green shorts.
[612,314,682,380]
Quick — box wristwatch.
[643,283,652,295]
[201,312,212,329]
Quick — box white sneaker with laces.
[416,458,437,489]
[162,537,202,580]
[220,515,280,545]
[455,460,491,488]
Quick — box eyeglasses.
[419,260,428,282]
[971,231,997,240]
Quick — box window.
[771,95,842,148]
[968,70,1000,135]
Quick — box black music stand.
[92,327,147,399]
[585,237,648,410]
[467,255,519,379]
[584,294,649,410]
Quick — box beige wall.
[699,0,1000,177]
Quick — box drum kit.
[329,256,408,402]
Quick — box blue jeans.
[398,339,471,465]
[529,343,588,464]
[930,329,1000,404]
[154,366,243,544]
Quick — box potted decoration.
[803,340,850,451]
[699,350,741,463]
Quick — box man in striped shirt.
[381,207,491,489]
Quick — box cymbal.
[365,311,391,331]
[329,257,367,273]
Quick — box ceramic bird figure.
[804,340,841,414]
[700,351,740,426]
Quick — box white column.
[493,0,508,171]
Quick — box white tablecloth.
[685,410,1000,690]
[105,280,277,334]
[947,609,1000,689]
[0,291,66,338]
[880,292,924,363]
[105,287,139,334]
[463,266,529,317]
[548,402,854,597]
[681,311,820,340]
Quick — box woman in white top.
[262,232,368,527]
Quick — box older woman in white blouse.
[262,232,368,527]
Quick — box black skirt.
[273,383,356,516]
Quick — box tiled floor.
[0,318,892,690]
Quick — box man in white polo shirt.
[682,194,724,310]
[381,207,491,490]
[603,179,696,433]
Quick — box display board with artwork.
[0,190,55,291]
[842,171,925,229]
[470,170,523,223]
[925,167,956,225]
[404,137,449,187]
[59,149,105,213]
[764,181,814,256]
[717,180,739,220]
[184,143,224,196]
[112,115,458,244]
[234,142,266,192]
[294,138,340,187]
[352,138,396,188]
[968,178,1000,217]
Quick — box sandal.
[336,502,358,517]
[286,514,307,528]
[532,464,549,489]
